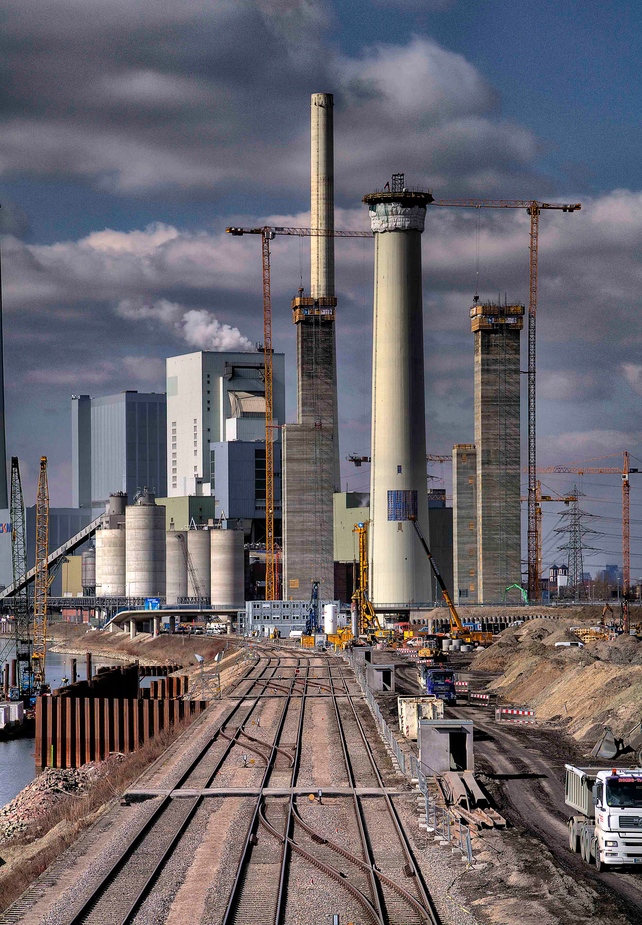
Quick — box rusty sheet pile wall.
[35,695,206,769]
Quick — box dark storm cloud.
[0,3,543,198]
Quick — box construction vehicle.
[351,522,391,644]
[566,764,642,870]
[592,722,642,767]
[408,516,494,646]
[301,581,321,647]
[421,666,457,705]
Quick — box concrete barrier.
[494,706,536,724]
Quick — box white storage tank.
[323,603,338,635]
[126,491,166,598]
[166,531,188,604]
[210,528,244,606]
[187,529,211,601]
[96,525,126,596]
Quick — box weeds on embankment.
[0,717,194,914]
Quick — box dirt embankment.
[473,617,642,745]
[48,622,235,671]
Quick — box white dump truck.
[566,764,642,870]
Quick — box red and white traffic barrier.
[495,706,536,724]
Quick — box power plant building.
[363,175,432,611]
[452,301,524,603]
[282,93,339,602]
[71,391,167,509]
[166,351,285,498]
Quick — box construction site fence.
[349,655,473,864]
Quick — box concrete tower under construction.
[282,93,339,601]
[364,175,432,610]
[471,299,524,602]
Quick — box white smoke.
[181,309,255,351]
[116,298,256,352]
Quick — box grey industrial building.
[71,391,167,509]
[453,301,524,604]
[282,93,339,603]
[210,440,281,543]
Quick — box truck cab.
[567,765,642,869]
[422,667,457,704]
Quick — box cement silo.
[95,493,127,597]
[363,175,433,609]
[210,528,244,607]
[81,546,96,595]
[125,491,166,598]
[187,529,211,602]
[166,530,187,604]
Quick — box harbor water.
[0,648,119,808]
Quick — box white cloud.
[622,363,642,395]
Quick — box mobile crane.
[408,515,494,646]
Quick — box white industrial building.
[166,350,286,498]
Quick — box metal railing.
[349,655,473,864]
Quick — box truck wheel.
[595,848,602,873]
[568,821,580,853]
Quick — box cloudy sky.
[2,0,641,576]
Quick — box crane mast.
[32,456,49,687]
[10,457,32,696]
[226,225,371,601]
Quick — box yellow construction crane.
[351,521,386,640]
[32,456,49,688]
[432,198,581,602]
[226,225,371,601]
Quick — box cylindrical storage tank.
[450,638,461,651]
[323,603,338,635]
[125,494,166,598]
[441,639,450,651]
[81,547,96,593]
[95,526,126,596]
[166,531,187,604]
[187,530,211,601]
[210,529,245,607]
[107,492,127,518]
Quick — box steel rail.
[220,657,303,925]
[274,665,308,922]
[64,655,278,925]
[335,663,441,925]
[329,668,387,923]
[259,805,382,925]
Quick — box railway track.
[1,647,443,925]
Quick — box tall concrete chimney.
[281,93,339,601]
[363,175,433,609]
[310,92,334,301]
